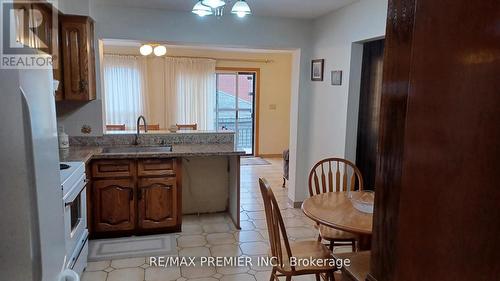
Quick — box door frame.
[215,67,261,156]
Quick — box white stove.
[59,161,88,276]
[60,162,85,196]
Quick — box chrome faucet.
[135,115,148,145]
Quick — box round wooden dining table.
[301,192,373,250]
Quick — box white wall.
[289,0,388,202]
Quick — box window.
[103,55,148,130]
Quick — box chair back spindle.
[308,158,364,196]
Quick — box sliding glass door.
[216,71,256,155]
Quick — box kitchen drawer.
[92,160,134,178]
[138,158,176,177]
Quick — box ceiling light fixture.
[192,0,252,18]
[139,44,167,56]
[139,44,153,56]
[201,0,226,9]
[231,0,251,18]
[153,45,167,56]
[192,1,213,17]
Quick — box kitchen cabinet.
[90,158,181,237]
[93,178,136,233]
[60,15,96,101]
[138,177,178,229]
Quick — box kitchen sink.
[102,145,172,154]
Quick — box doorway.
[355,39,385,189]
[216,70,257,155]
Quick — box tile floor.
[82,158,348,281]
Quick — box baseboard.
[288,198,303,208]
[257,153,282,158]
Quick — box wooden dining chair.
[139,124,160,130]
[308,158,364,252]
[259,178,337,281]
[106,124,126,131]
[176,123,197,130]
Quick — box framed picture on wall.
[331,70,342,85]
[311,59,324,81]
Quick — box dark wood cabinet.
[138,177,178,229]
[93,178,136,232]
[90,158,182,237]
[60,15,96,101]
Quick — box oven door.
[64,173,87,256]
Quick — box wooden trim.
[215,67,261,156]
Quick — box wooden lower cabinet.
[138,177,178,229]
[90,158,181,237]
[93,178,136,233]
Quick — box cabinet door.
[93,179,135,232]
[138,177,179,229]
[60,15,95,101]
[31,3,52,53]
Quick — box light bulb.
[236,11,246,18]
[139,44,153,56]
[153,45,167,56]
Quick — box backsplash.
[69,132,235,146]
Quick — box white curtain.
[103,55,149,129]
[163,58,216,130]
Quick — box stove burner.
[60,163,70,170]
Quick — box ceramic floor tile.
[179,247,210,258]
[206,233,235,245]
[209,244,242,257]
[180,266,216,279]
[177,235,207,248]
[107,267,144,281]
[254,271,273,281]
[216,266,250,275]
[182,224,204,235]
[145,266,181,281]
[81,271,107,281]
[234,230,265,243]
[111,257,146,269]
[202,223,230,233]
[85,260,111,271]
[220,273,256,281]
[239,242,269,256]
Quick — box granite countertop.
[105,130,235,135]
[59,144,245,163]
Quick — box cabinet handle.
[79,80,88,92]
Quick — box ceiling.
[94,0,358,19]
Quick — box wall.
[55,1,313,203]
[103,45,293,155]
[291,0,388,201]
[55,0,389,204]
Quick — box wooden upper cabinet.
[93,178,136,232]
[137,177,179,229]
[60,15,96,101]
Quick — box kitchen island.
[60,131,244,238]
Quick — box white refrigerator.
[0,64,79,281]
